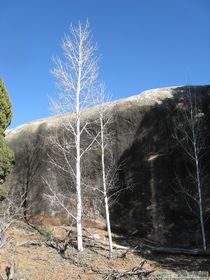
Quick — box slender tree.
[96,85,114,257]
[174,87,207,250]
[50,21,98,251]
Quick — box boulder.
[4,86,210,248]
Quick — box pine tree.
[0,79,14,184]
[0,79,12,133]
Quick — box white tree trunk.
[76,50,83,251]
[195,157,206,251]
[76,111,83,251]
[100,117,113,256]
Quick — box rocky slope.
[4,86,210,249]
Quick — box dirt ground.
[0,221,209,279]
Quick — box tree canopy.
[0,79,14,183]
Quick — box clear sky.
[1,0,210,128]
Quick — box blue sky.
[1,0,210,128]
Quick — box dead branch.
[104,261,153,280]
[5,255,16,280]
[63,255,153,280]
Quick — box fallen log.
[144,245,210,256]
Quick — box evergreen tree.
[0,79,14,184]
[0,79,12,133]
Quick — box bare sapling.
[95,84,114,257]
[49,20,99,251]
[0,189,26,252]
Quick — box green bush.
[41,225,53,240]
[0,184,8,200]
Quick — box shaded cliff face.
[111,86,210,248]
[4,86,210,248]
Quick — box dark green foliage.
[0,79,14,183]
[0,79,12,134]
[0,135,14,183]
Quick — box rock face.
[4,86,210,248]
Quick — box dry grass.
[0,221,154,280]
[0,221,209,279]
